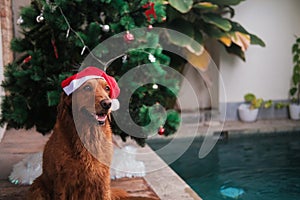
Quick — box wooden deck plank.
[0,177,160,200]
[111,178,160,200]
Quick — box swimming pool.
[148,131,300,200]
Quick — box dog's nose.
[100,99,112,110]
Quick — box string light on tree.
[57,6,105,66]
[99,12,106,24]
[152,84,158,89]
[81,46,87,55]
[66,28,70,38]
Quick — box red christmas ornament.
[51,39,59,59]
[123,31,135,43]
[143,2,157,22]
[158,126,165,135]
[23,55,32,63]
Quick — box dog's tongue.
[96,114,107,123]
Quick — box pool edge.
[137,144,203,200]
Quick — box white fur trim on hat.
[62,75,103,96]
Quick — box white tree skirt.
[9,145,145,185]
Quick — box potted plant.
[289,36,300,120]
[238,93,272,122]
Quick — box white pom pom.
[111,99,120,111]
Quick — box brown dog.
[28,67,128,199]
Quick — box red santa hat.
[61,66,120,111]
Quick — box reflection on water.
[148,132,300,200]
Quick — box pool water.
[148,132,300,200]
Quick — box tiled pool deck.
[0,117,299,199]
[183,118,300,137]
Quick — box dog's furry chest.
[42,126,113,196]
[45,153,112,199]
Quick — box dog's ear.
[57,92,72,117]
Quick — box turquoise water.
[148,131,300,200]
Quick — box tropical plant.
[290,36,300,105]
[165,0,265,61]
[244,93,272,110]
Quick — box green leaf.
[293,73,300,85]
[290,87,297,96]
[254,98,263,108]
[275,102,287,109]
[192,30,203,48]
[225,43,245,61]
[193,2,218,12]
[166,18,204,55]
[294,64,300,74]
[292,43,298,53]
[249,34,266,47]
[203,24,226,39]
[293,54,299,63]
[206,0,245,6]
[169,0,193,13]
[244,93,256,102]
[230,22,265,47]
[263,100,273,109]
[202,13,232,31]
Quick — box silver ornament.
[36,14,44,23]
[99,12,106,23]
[101,24,110,32]
[17,16,24,25]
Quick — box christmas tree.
[1,0,264,146]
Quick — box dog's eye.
[83,85,92,91]
[105,86,110,92]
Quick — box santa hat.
[61,66,120,111]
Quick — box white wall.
[220,0,300,103]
